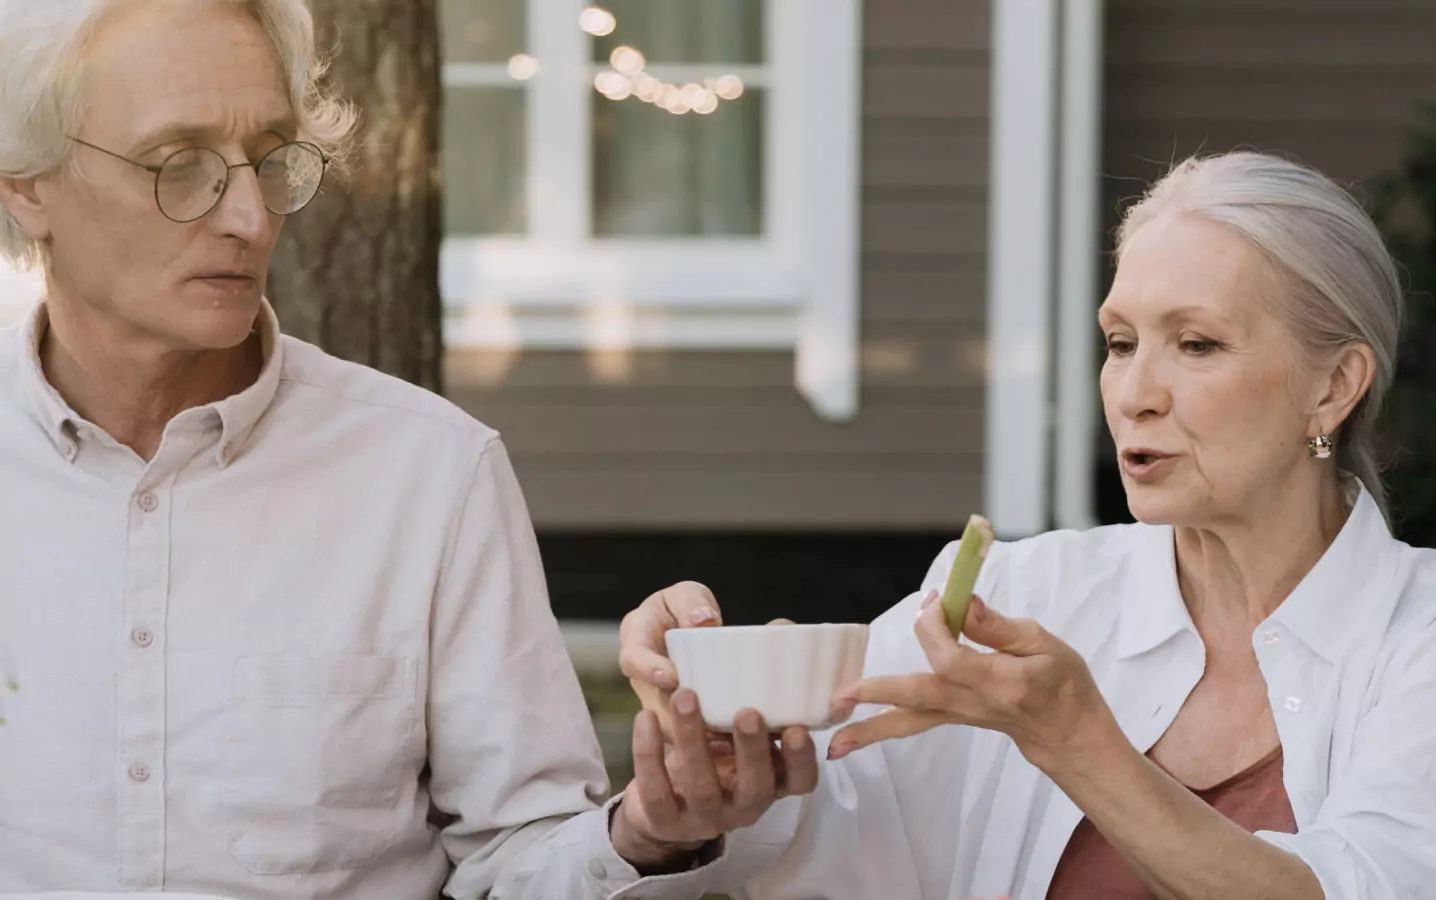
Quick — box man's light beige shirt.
[0,302,735,899]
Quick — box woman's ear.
[0,175,52,243]
[1309,342,1376,437]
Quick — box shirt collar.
[210,299,284,468]
[16,302,78,460]
[1117,480,1399,665]
[1117,523,1196,660]
[15,298,285,468]
[1266,481,1399,665]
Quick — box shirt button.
[587,858,607,879]
[1262,630,1280,644]
[1285,696,1302,713]
[131,628,154,648]
[136,492,158,513]
[128,761,151,783]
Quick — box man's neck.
[38,304,264,462]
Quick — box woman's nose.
[1116,348,1170,419]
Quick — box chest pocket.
[219,654,422,875]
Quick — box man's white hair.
[0,0,357,271]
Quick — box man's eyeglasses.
[68,136,328,224]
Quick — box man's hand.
[618,581,724,737]
[610,688,819,871]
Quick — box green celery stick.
[939,514,994,637]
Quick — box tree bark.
[267,0,444,394]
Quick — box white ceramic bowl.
[664,623,869,731]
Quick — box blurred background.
[5,0,1436,789]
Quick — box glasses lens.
[156,148,228,222]
[258,142,325,215]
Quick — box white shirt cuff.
[578,794,725,900]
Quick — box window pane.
[591,0,764,65]
[592,90,763,237]
[444,87,526,234]
[440,0,525,64]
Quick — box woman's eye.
[1104,337,1135,356]
[1181,339,1218,356]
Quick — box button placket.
[117,473,175,889]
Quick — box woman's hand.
[826,590,1120,770]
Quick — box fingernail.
[737,712,760,735]
[688,608,718,626]
[785,730,809,751]
[971,595,988,623]
[653,667,675,688]
[827,740,854,761]
[673,690,696,715]
[921,589,938,609]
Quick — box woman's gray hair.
[0,0,357,271]
[1118,152,1404,520]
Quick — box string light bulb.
[579,6,616,36]
[507,54,539,80]
[713,74,745,100]
[609,46,646,76]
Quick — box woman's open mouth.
[1121,449,1174,479]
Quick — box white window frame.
[440,0,863,420]
[985,0,1103,537]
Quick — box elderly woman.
[614,152,1436,899]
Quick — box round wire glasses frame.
[68,137,328,224]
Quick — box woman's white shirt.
[707,485,1436,900]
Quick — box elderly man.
[0,1,814,898]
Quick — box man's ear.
[0,175,52,243]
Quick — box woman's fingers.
[826,707,954,760]
[957,595,1050,657]
[913,600,989,683]
[833,672,967,713]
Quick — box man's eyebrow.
[129,115,300,153]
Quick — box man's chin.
[169,295,264,351]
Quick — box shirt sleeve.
[699,540,1013,899]
[428,437,727,900]
[1255,610,1436,899]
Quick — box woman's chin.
[1124,484,1195,526]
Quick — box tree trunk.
[267,0,444,394]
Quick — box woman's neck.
[1172,474,1352,638]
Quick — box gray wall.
[1104,0,1436,232]
[446,0,993,530]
